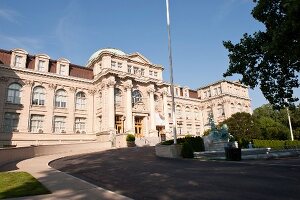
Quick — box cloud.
[0,34,43,52]
[0,8,20,23]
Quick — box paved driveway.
[50,147,300,200]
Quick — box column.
[44,83,56,133]
[148,85,156,132]
[124,80,133,132]
[0,77,9,132]
[162,89,169,132]
[65,87,76,134]
[107,77,116,130]
[87,89,96,134]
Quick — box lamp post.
[165,0,177,144]
[285,99,294,141]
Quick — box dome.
[87,48,126,66]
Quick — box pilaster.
[124,80,133,132]
[44,83,56,133]
[148,85,156,133]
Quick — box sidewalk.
[7,149,132,200]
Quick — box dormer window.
[59,64,66,75]
[56,58,70,76]
[133,67,139,74]
[128,65,132,73]
[14,55,22,67]
[111,61,116,68]
[38,60,45,72]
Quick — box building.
[0,48,251,147]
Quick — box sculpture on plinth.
[203,114,233,151]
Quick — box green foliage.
[0,172,50,199]
[161,136,205,153]
[126,134,135,142]
[181,142,194,158]
[202,129,210,136]
[253,139,300,149]
[220,112,260,141]
[223,0,300,108]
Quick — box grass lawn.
[0,171,50,199]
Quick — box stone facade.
[0,48,251,147]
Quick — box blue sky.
[1,0,298,109]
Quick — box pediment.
[128,53,151,64]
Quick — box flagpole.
[166,0,177,144]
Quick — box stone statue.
[203,114,232,151]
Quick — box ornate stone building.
[0,48,251,147]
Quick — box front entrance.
[115,115,124,134]
[156,126,166,141]
[135,117,143,138]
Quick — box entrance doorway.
[156,126,166,141]
[135,117,143,137]
[115,115,124,134]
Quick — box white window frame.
[55,89,67,108]
[32,86,45,106]
[75,117,86,132]
[7,83,21,104]
[38,60,45,72]
[30,115,44,133]
[54,116,66,133]
[14,55,22,67]
[76,92,86,110]
[4,112,19,133]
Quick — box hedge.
[253,140,300,149]
[161,136,205,153]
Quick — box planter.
[127,141,136,147]
[155,144,182,158]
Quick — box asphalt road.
[50,147,300,200]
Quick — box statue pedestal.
[205,140,228,152]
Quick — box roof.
[87,48,126,66]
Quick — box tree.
[220,112,260,143]
[223,0,300,109]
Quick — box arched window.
[132,90,142,105]
[114,88,122,106]
[7,83,21,104]
[55,89,67,108]
[32,86,45,105]
[185,107,191,119]
[237,103,242,112]
[217,104,224,117]
[168,104,172,118]
[231,103,235,114]
[194,108,199,120]
[176,105,182,118]
[76,92,86,109]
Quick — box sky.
[0,0,298,109]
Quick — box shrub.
[253,139,300,149]
[181,142,194,158]
[126,134,135,142]
[161,136,205,153]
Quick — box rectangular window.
[149,70,153,76]
[4,113,19,133]
[54,116,66,133]
[141,68,145,76]
[38,60,45,72]
[218,87,222,94]
[117,62,122,68]
[30,115,44,133]
[59,64,66,75]
[187,124,192,134]
[75,117,86,132]
[111,61,116,68]
[214,88,218,96]
[154,71,158,77]
[127,65,132,73]
[14,55,22,67]
[196,125,201,135]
